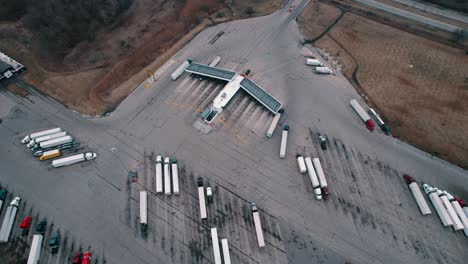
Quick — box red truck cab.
[322,187,329,199]
[403,174,415,184]
[72,253,82,264]
[365,120,375,131]
[82,252,92,264]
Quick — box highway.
[0,0,467,263]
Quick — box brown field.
[299,2,468,168]
[0,0,283,115]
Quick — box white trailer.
[408,182,431,216]
[21,128,62,143]
[312,158,327,188]
[305,157,322,200]
[210,228,222,264]
[279,125,289,159]
[428,192,452,227]
[209,56,221,67]
[155,155,163,193]
[350,99,375,131]
[52,152,97,168]
[197,178,207,219]
[221,238,231,264]
[39,135,73,149]
[296,156,306,173]
[266,110,283,138]
[0,197,21,242]
[164,157,171,195]
[171,157,180,195]
[26,131,67,148]
[27,234,43,264]
[439,194,464,230]
[251,203,265,248]
[171,60,190,80]
[306,58,323,66]
[315,67,332,74]
[140,191,147,225]
[450,200,468,236]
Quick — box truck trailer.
[279,125,289,159]
[0,196,21,242]
[424,184,452,227]
[315,67,332,74]
[221,238,231,264]
[439,191,464,230]
[305,157,322,200]
[21,128,62,144]
[211,228,222,264]
[312,158,329,199]
[306,59,323,66]
[209,56,221,67]
[171,157,180,195]
[368,108,390,135]
[171,60,191,80]
[164,157,171,195]
[27,234,43,264]
[52,152,97,168]
[450,198,468,236]
[198,177,207,219]
[37,135,73,149]
[266,109,283,138]
[296,155,306,174]
[26,131,67,148]
[350,99,374,131]
[39,149,61,161]
[251,203,265,247]
[140,191,148,238]
[155,155,163,193]
[402,175,431,216]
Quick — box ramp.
[185,63,236,81]
[240,78,281,114]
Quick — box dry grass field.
[299,2,468,168]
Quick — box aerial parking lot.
[0,0,467,263]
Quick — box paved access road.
[390,0,468,24]
[0,0,467,263]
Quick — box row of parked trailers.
[350,99,390,135]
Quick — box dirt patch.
[299,2,468,168]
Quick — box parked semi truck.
[210,228,222,264]
[21,128,62,144]
[368,108,390,135]
[312,158,329,199]
[156,155,163,193]
[279,125,289,159]
[39,149,61,161]
[306,58,323,66]
[34,135,73,150]
[251,203,265,247]
[423,184,452,227]
[171,157,180,195]
[350,99,374,131]
[315,67,332,74]
[164,157,171,195]
[52,152,97,168]
[305,157,322,200]
[0,196,21,242]
[33,142,79,157]
[27,234,43,264]
[450,197,468,236]
[438,191,464,231]
[455,198,468,218]
[221,238,231,264]
[26,131,67,148]
[198,177,207,219]
[402,175,431,216]
[140,191,148,238]
[171,59,191,80]
[266,109,284,138]
[296,155,306,174]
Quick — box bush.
[245,6,255,16]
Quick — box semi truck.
[296,155,306,174]
[52,152,97,168]
[305,157,322,200]
[306,59,323,66]
[455,198,468,218]
[155,155,163,193]
[32,142,79,157]
[171,157,180,195]
[0,189,6,211]
[402,175,431,216]
[35,135,73,149]
[0,196,21,242]
[279,125,289,159]
[350,99,374,131]
[438,191,464,231]
[21,128,62,144]
[164,157,171,195]
[221,239,231,264]
[140,191,148,238]
[209,56,221,67]
[450,197,468,236]
[171,59,191,80]
[27,234,43,264]
[423,184,452,227]
[197,177,207,219]
[26,131,67,148]
[39,149,61,161]
[211,228,222,264]
[312,158,329,199]
[368,108,390,135]
[251,203,265,247]
[266,109,284,138]
[315,67,332,74]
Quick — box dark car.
[49,231,60,254]
[318,134,328,150]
